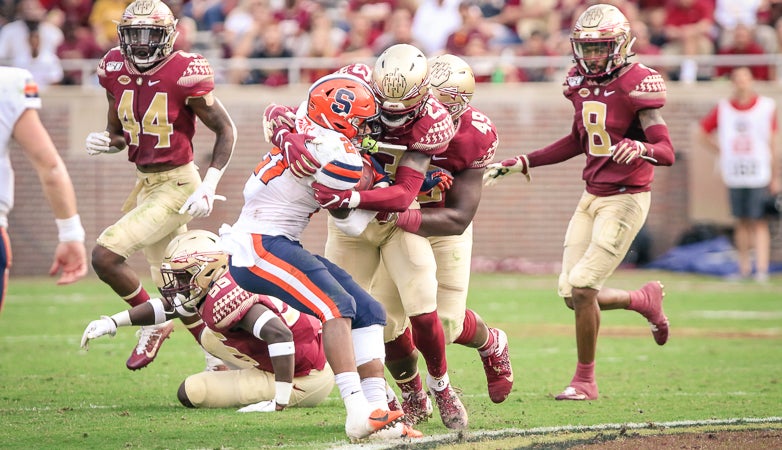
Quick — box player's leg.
[0,227,10,316]
[432,226,514,404]
[229,235,400,439]
[382,228,467,430]
[324,216,382,289]
[93,166,198,370]
[178,367,275,408]
[557,192,651,400]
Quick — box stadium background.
[7,81,782,276]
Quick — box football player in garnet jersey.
[373,54,514,406]
[0,67,87,315]
[319,46,468,431]
[84,0,236,371]
[219,74,419,441]
[81,230,334,412]
[484,4,674,401]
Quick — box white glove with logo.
[80,316,117,349]
[237,400,279,413]
[85,131,111,156]
[179,167,226,218]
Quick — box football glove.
[237,400,284,413]
[483,155,530,186]
[179,183,226,218]
[281,132,320,178]
[85,131,124,155]
[611,139,648,164]
[420,169,454,194]
[312,182,358,209]
[262,104,296,143]
[80,316,117,349]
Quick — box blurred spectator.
[183,0,218,31]
[233,22,293,85]
[56,20,103,85]
[412,0,463,55]
[169,0,197,52]
[222,0,271,57]
[202,0,240,35]
[272,0,318,37]
[89,0,131,50]
[0,0,65,86]
[16,21,64,86]
[445,1,493,56]
[714,0,777,54]
[661,0,715,82]
[644,3,668,47]
[347,0,415,45]
[715,24,772,81]
[46,0,93,28]
[478,0,523,45]
[631,19,664,75]
[516,29,556,81]
[295,8,343,82]
[372,8,421,54]
[339,11,375,59]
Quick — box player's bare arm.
[416,168,482,237]
[187,93,236,171]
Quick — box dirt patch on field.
[565,429,782,449]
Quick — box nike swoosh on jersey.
[149,80,160,86]
[604,90,615,97]
[431,156,448,161]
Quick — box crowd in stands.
[2,0,782,86]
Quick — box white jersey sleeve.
[0,67,42,226]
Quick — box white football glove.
[237,400,279,413]
[179,168,226,218]
[85,131,111,156]
[483,155,531,186]
[80,316,117,349]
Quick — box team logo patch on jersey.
[567,75,585,87]
[578,88,590,98]
[118,75,131,85]
[106,61,124,72]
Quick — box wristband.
[110,310,132,327]
[274,381,293,406]
[252,310,278,339]
[202,167,223,192]
[268,341,295,357]
[56,214,85,243]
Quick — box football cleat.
[639,281,669,346]
[369,422,424,440]
[480,327,514,403]
[399,379,433,426]
[346,408,404,442]
[427,377,468,430]
[126,320,174,370]
[555,381,599,401]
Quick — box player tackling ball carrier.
[484,3,674,401]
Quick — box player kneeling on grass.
[81,230,334,412]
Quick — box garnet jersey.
[371,95,456,181]
[0,67,41,225]
[199,271,327,377]
[416,104,498,208]
[96,48,215,167]
[564,62,666,196]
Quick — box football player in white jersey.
[219,73,416,441]
[0,66,87,314]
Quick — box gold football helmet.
[160,230,227,313]
[428,54,475,120]
[371,44,430,128]
[118,0,179,70]
[570,4,634,78]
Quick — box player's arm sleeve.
[526,129,583,167]
[354,152,428,211]
[639,108,675,166]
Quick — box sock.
[361,377,388,410]
[426,372,451,392]
[478,327,496,357]
[397,373,423,398]
[572,362,595,384]
[410,311,447,378]
[122,284,150,308]
[453,308,478,346]
[335,372,363,399]
[384,327,415,361]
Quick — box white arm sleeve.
[332,209,377,237]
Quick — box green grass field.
[0,270,780,449]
